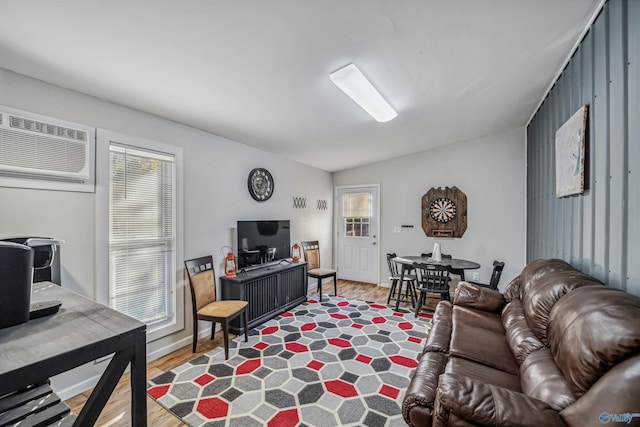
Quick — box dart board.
[422,187,467,238]
[429,197,457,223]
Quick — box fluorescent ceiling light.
[329,63,397,123]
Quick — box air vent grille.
[0,128,88,177]
[10,115,87,142]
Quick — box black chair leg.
[415,291,425,318]
[192,317,198,353]
[333,274,337,296]
[318,278,323,300]
[211,321,216,340]
[243,309,249,342]
[223,319,230,360]
[387,279,398,304]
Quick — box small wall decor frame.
[293,197,306,209]
[555,104,588,198]
[316,200,328,210]
[421,186,467,238]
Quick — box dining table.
[392,255,481,311]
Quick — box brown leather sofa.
[402,258,640,427]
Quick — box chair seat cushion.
[308,268,336,277]
[198,300,248,318]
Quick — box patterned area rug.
[148,296,432,427]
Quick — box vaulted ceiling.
[0,0,602,171]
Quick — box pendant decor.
[421,186,467,238]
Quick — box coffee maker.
[0,237,64,329]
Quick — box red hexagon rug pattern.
[148,296,432,426]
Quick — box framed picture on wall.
[555,104,588,197]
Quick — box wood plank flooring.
[66,280,421,426]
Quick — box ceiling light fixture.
[329,63,397,123]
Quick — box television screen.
[237,220,291,268]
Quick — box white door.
[337,186,379,283]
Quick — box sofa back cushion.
[517,259,577,300]
[547,286,640,397]
[521,271,603,345]
[520,348,576,411]
[502,300,545,363]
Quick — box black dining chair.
[386,253,417,305]
[412,262,451,317]
[467,261,505,291]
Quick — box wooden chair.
[413,262,451,317]
[184,255,249,359]
[301,241,337,299]
[467,261,505,291]
[386,253,417,305]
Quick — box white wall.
[333,128,526,288]
[0,68,333,397]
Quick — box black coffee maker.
[0,237,64,329]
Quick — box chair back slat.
[185,255,216,310]
[412,262,451,290]
[301,241,321,270]
[386,253,399,277]
[489,261,505,290]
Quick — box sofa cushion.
[547,286,640,397]
[452,282,505,313]
[446,356,521,392]
[502,300,545,363]
[453,305,504,334]
[423,301,453,353]
[521,271,603,345]
[518,258,577,300]
[450,322,519,375]
[520,348,576,411]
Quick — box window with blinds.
[109,143,176,324]
[343,192,372,238]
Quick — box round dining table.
[392,255,481,311]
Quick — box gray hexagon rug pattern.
[148,296,432,427]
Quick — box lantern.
[224,251,237,277]
[291,243,301,263]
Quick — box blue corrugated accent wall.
[526,0,639,295]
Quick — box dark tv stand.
[220,262,307,335]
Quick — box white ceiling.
[0,0,601,172]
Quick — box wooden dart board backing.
[421,186,467,238]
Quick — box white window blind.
[109,143,176,324]
[343,192,372,217]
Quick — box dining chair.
[184,255,249,359]
[467,261,505,291]
[412,262,451,317]
[421,252,467,280]
[301,241,337,299]
[386,253,417,305]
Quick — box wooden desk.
[0,282,147,426]
[393,256,481,311]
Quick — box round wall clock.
[247,168,274,201]
[429,197,457,223]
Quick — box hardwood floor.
[66,280,418,426]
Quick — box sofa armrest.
[452,281,506,313]
[402,351,448,427]
[433,373,566,427]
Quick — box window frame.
[96,129,184,342]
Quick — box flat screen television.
[237,220,291,269]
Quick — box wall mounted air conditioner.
[0,106,95,192]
